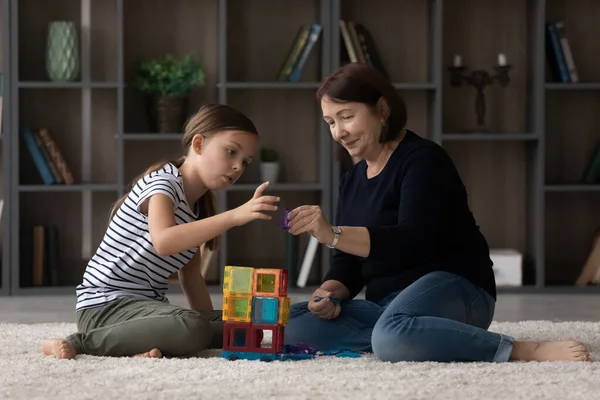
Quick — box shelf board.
[18,184,120,192]
[227,183,323,191]
[121,133,183,140]
[545,184,600,192]
[392,82,436,90]
[497,285,600,294]
[14,286,76,296]
[218,82,436,90]
[545,83,600,90]
[18,81,119,89]
[219,82,321,89]
[442,133,539,141]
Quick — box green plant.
[261,148,279,162]
[133,53,205,97]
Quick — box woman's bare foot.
[42,339,77,360]
[133,348,162,358]
[510,340,590,362]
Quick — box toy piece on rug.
[314,296,342,305]
[286,342,362,358]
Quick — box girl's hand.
[231,182,280,226]
[308,288,341,320]
[287,205,334,244]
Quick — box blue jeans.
[284,271,514,362]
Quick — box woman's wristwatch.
[326,226,343,248]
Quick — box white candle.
[498,53,507,66]
[453,54,462,67]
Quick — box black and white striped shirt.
[75,163,200,311]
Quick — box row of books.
[21,128,74,185]
[276,24,322,82]
[21,224,61,287]
[339,20,387,77]
[276,20,387,81]
[546,20,578,83]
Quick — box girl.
[42,104,279,359]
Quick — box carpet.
[1,321,600,400]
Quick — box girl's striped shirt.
[75,163,200,311]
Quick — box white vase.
[260,162,279,183]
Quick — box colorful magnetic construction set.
[220,265,361,361]
[220,206,362,361]
[221,265,295,361]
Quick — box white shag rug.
[1,321,600,400]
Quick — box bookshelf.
[0,0,9,296]
[5,0,600,296]
[543,0,600,287]
[7,0,331,295]
[330,0,600,293]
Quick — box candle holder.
[448,55,511,132]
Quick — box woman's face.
[321,95,383,159]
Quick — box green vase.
[45,21,80,82]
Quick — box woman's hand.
[308,288,342,320]
[231,182,280,226]
[287,205,334,244]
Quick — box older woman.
[284,63,589,363]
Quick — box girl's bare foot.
[133,348,162,358]
[510,340,590,362]
[42,339,77,360]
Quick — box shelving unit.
[216,0,332,284]
[331,0,542,289]
[4,0,600,296]
[7,0,331,295]
[439,0,544,290]
[543,0,600,287]
[0,0,10,296]
[330,0,600,292]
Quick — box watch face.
[332,226,342,234]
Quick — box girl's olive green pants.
[66,297,223,357]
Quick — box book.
[276,25,311,81]
[287,24,322,82]
[339,20,388,77]
[576,230,600,286]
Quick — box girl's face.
[192,130,259,190]
[321,95,383,160]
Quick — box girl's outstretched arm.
[143,193,235,256]
[142,182,279,256]
[178,244,213,312]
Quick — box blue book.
[21,128,56,185]
[288,24,322,82]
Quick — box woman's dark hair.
[316,63,407,143]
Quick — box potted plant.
[133,52,205,133]
[260,147,280,183]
